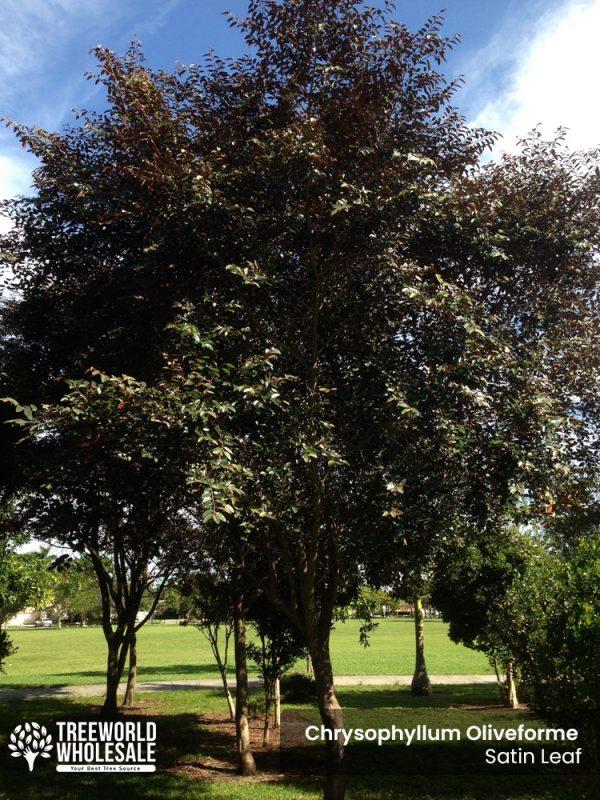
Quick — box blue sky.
[1,0,600,230]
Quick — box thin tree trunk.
[411,596,431,696]
[123,631,137,707]
[310,637,346,800]
[221,625,235,721]
[261,634,272,745]
[263,684,272,746]
[224,679,236,721]
[274,676,281,729]
[202,623,235,720]
[218,643,235,722]
[233,597,257,776]
[492,657,507,705]
[505,660,518,709]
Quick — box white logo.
[8,722,53,771]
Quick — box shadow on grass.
[336,683,503,709]
[56,663,226,680]
[56,664,227,683]
[0,663,234,690]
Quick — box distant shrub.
[247,700,262,720]
[280,672,316,703]
[0,629,16,672]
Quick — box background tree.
[429,526,544,707]
[0,546,56,628]
[151,585,187,621]
[0,534,55,672]
[350,586,399,619]
[49,555,103,627]
[502,530,600,768]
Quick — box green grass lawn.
[0,619,492,689]
[0,685,591,799]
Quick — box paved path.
[0,674,495,700]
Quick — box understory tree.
[247,593,307,745]
[179,563,237,721]
[175,517,275,777]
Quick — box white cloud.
[0,0,120,231]
[0,0,123,146]
[471,0,600,152]
[0,154,33,200]
[134,0,184,37]
[0,0,115,91]
[0,152,34,233]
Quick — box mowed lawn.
[0,619,491,688]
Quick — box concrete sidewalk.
[0,674,495,700]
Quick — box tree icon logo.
[8,722,53,771]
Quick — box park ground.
[0,620,595,799]
[0,619,493,689]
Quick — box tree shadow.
[0,663,249,690]
[57,663,230,680]
[336,683,504,709]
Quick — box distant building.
[6,605,56,626]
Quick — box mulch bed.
[166,712,295,784]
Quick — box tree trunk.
[212,626,235,721]
[263,685,272,746]
[103,630,131,717]
[233,599,257,776]
[411,596,431,696]
[310,638,346,800]
[217,651,235,721]
[103,638,122,718]
[225,684,236,722]
[274,676,281,729]
[123,631,137,707]
[505,660,518,709]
